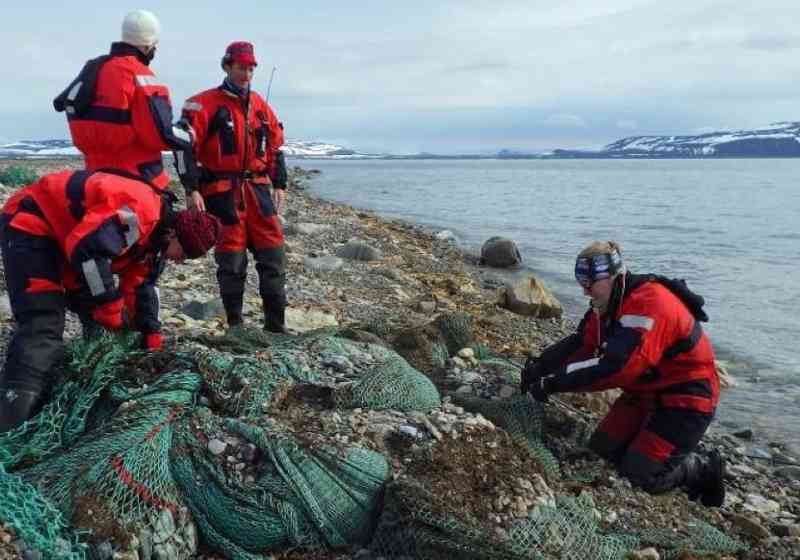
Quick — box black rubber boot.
[0,388,43,433]
[215,251,248,327]
[685,450,726,507]
[262,295,288,334]
[222,293,244,327]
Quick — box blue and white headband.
[575,250,624,287]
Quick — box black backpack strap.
[663,320,703,360]
[651,274,709,322]
[65,170,93,220]
[53,55,111,115]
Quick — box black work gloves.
[521,356,543,393]
[521,355,552,402]
[528,376,552,403]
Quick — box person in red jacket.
[521,241,725,507]
[53,10,198,192]
[0,170,221,433]
[180,41,289,333]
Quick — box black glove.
[528,376,552,403]
[521,355,545,394]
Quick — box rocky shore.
[0,159,798,559]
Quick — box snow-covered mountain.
[554,122,800,158]
[0,139,79,158]
[279,140,379,158]
[0,139,377,159]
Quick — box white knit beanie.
[121,10,160,48]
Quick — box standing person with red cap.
[0,170,221,433]
[53,9,198,192]
[180,41,289,333]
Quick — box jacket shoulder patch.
[619,314,654,331]
[566,357,600,374]
[135,75,160,87]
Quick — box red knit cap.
[174,210,221,259]
[222,41,258,66]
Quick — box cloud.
[544,114,587,128]
[740,33,800,52]
[4,0,800,150]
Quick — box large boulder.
[304,255,345,272]
[497,275,562,318]
[287,222,332,236]
[480,237,522,268]
[336,241,383,262]
[180,298,225,321]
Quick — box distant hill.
[0,139,79,158]
[552,122,800,158]
[0,139,378,159]
[7,122,800,160]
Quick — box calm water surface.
[297,158,800,447]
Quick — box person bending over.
[0,169,220,433]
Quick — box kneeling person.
[0,170,221,433]
[521,241,725,507]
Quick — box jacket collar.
[220,77,250,99]
[110,42,151,66]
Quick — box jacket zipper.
[239,93,251,211]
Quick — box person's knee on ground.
[588,394,651,466]
[589,428,629,467]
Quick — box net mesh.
[0,318,748,559]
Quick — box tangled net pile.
[0,314,747,559]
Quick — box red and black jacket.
[54,43,197,191]
[180,85,286,195]
[541,273,719,413]
[2,170,170,335]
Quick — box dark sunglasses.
[575,273,594,289]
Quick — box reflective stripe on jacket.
[546,274,719,412]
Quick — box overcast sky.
[2,1,799,153]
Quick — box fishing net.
[370,463,639,560]
[171,410,388,558]
[639,518,748,559]
[0,318,747,560]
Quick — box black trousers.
[1,226,66,394]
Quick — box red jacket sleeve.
[181,96,211,154]
[119,255,164,334]
[263,102,287,188]
[65,198,154,304]
[264,103,284,149]
[548,286,677,393]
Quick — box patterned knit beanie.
[174,210,221,259]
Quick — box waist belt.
[200,168,268,183]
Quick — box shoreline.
[0,160,799,558]
[295,158,800,452]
